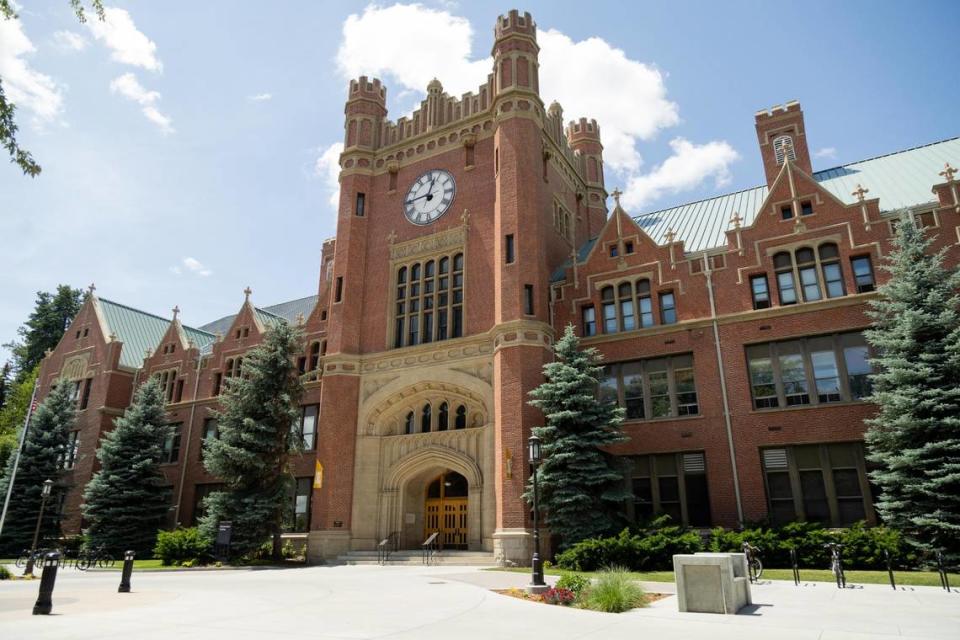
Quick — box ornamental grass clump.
[582,567,646,613]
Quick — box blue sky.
[1,1,957,364]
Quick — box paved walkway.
[1,563,957,639]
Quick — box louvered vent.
[773,135,797,165]
[763,448,788,469]
[682,453,705,473]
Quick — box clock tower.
[309,9,606,564]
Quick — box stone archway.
[380,445,484,550]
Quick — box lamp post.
[528,435,547,593]
[24,479,54,577]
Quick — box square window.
[781,205,794,220]
[801,201,814,216]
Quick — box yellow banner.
[313,461,324,489]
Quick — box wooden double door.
[424,471,468,550]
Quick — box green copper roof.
[635,137,960,253]
[97,298,215,368]
[197,295,319,337]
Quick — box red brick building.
[33,10,960,563]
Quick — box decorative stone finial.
[664,228,676,244]
[852,184,870,202]
[172,305,180,321]
[729,212,743,229]
[427,77,443,94]
[611,188,623,208]
[940,162,957,183]
[461,209,470,227]
[295,312,305,325]
[243,286,252,301]
[386,230,398,244]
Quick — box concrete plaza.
[1,563,957,639]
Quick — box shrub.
[0,564,11,580]
[582,567,646,613]
[556,572,590,597]
[708,521,911,570]
[556,517,703,572]
[153,528,212,566]
[542,587,576,606]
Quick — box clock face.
[403,169,456,225]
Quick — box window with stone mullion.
[394,252,464,348]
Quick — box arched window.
[438,402,449,431]
[421,403,431,433]
[773,135,796,165]
[818,243,844,298]
[225,358,234,378]
[455,405,467,429]
[405,411,415,435]
[636,279,654,328]
[773,252,797,305]
[795,248,821,301]
[309,341,321,370]
[618,282,635,331]
[601,286,616,333]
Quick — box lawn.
[489,566,958,588]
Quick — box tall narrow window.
[405,412,415,435]
[747,345,779,409]
[819,244,844,298]
[455,405,467,429]
[601,286,617,333]
[851,256,875,293]
[618,282,635,331]
[674,355,698,415]
[79,378,92,410]
[212,373,222,396]
[659,291,677,325]
[505,234,515,264]
[842,333,873,400]
[796,248,821,301]
[438,402,449,431]
[174,379,184,403]
[355,192,365,217]
[524,284,534,315]
[779,341,810,406]
[200,418,218,460]
[809,337,841,403]
[636,280,654,328]
[647,359,670,418]
[452,253,464,338]
[751,275,771,310]
[421,404,431,433]
[774,252,797,305]
[582,305,596,337]
[465,144,475,167]
[335,276,343,302]
[162,424,182,464]
[298,405,318,450]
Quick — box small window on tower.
[801,201,814,216]
[335,277,343,303]
[524,284,535,316]
[355,192,366,217]
[505,234,515,264]
[624,241,634,255]
[781,205,794,220]
[465,145,475,167]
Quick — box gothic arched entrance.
[424,471,468,549]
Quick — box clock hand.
[405,193,432,204]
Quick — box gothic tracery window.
[394,252,464,348]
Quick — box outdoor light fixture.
[25,479,55,577]
[527,434,546,593]
[42,479,53,498]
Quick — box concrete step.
[335,550,497,566]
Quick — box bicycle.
[824,542,846,588]
[742,542,764,581]
[15,548,48,569]
[75,545,113,570]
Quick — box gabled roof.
[97,298,216,368]
[634,136,959,254]
[197,294,319,337]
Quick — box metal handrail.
[421,532,439,565]
[377,531,400,565]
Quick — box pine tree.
[5,285,83,383]
[864,214,960,560]
[0,366,37,470]
[82,378,172,554]
[200,322,304,558]
[0,361,11,409]
[527,324,630,549]
[0,381,74,554]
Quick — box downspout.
[704,252,744,524]
[173,355,204,527]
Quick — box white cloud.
[0,17,64,128]
[815,146,837,160]
[622,138,740,209]
[86,6,163,72]
[330,4,738,212]
[110,72,174,134]
[52,30,88,52]
[248,92,272,102]
[315,142,344,209]
[171,257,212,277]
